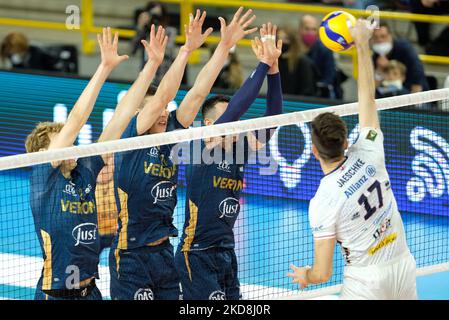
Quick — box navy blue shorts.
[109,241,181,300]
[34,278,102,300]
[175,247,241,300]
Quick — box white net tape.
[1,88,448,171]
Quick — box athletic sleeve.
[309,196,338,240]
[350,127,385,155]
[265,73,283,117]
[215,62,270,124]
[254,72,283,144]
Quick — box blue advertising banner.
[0,70,448,218]
[244,112,449,217]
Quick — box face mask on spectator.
[372,42,393,56]
[10,53,24,65]
[301,32,317,47]
[382,79,403,90]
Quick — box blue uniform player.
[175,23,283,300]
[30,155,105,300]
[109,8,258,300]
[26,26,168,300]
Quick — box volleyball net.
[0,89,449,300]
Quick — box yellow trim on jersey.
[181,200,198,252]
[40,229,52,291]
[184,252,192,282]
[96,180,118,236]
[117,188,129,250]
[114,248,121,275]
[368,233,397,256]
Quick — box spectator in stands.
[410,0,449,48]
[131,1,178,85]
[213,47,243,90]
[338,0,390,9]
[376,60,409,98]
[371,23,429,93]
[0,32,57,72]
[298,15,342,98]
[277,27,318,96]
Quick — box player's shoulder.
[354,127,384,145]
[310,182,339,212]
[348,127,385,157]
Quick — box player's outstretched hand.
[287,264,309,290]
[97,27,129,69]
[141,24,169,66]
[183,9,214,53]
[350,19,375,46]
[219,7,258,50]
[251,22,282,67]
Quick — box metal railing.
[1,0,449,73]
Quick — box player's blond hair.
[25,122,64,153]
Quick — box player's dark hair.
[201,95,231,120]
[311,112,348,162]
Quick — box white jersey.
[309,127,409,266]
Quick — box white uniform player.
[287,19,417,300]
[309,127,417,299]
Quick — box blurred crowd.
[1,0,449,102]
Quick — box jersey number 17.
[358,180,384,221]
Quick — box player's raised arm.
[176,7,257,128]
[214,23,279,125]
[248,23,283,150]
[136,9,211,135]
[351,19,379,129]
[263,23,283,118]
[48,27,128,151]
[98,25,167,143]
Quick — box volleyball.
[319,11,357,52]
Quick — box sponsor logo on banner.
[134,288,154,300]
[269,124,312,189]
[151,181,176,204]
[270,124,360,189]
[219,197,240,218]
[209,290,226,300]
[407,127,449,202]
[72,223,97,246]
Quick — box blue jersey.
[179,136,251,251]
[114,111,185,249]
[30,156,104,291]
